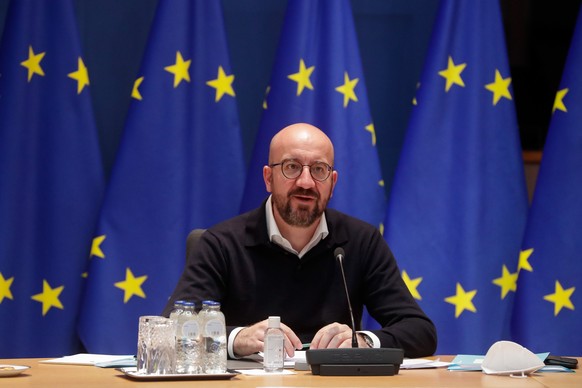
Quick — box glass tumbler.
[136,315,176,375]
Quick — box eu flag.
[78,0,245,353]
[511,6,582,355]
[384,0,528,354]
[239,0,386,228]
[0,0,104,357]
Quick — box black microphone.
[334,247,358,348]
[304,247,404,376]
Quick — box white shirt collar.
[265,195,329,258]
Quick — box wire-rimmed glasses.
[269,159,333,182]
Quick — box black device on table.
[544,355,578,369]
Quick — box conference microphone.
[334,247,358,348]
[304,247,404,376]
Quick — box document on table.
[234,351,305,375]
[285,350,307,367]
[40,353,136,367]
[236,368,297,376]
[401,358,452,369]
[256,350,306,368]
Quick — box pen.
[301,343,311,350]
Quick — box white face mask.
[481,340,545,377]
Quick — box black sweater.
[163,202,437,358]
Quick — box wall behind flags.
[0,0,579,194]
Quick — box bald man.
[164,123,437,359]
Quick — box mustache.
[288,188,319,199]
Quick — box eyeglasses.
[269,159,333,182]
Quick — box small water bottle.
[168,300,184,373]
[169,300,185,321]
[175,301,201,374]
[200,300,227,374]
[263,316,285,372]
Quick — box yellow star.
[263,85,271,110]
[544,280,575,316]
[518,248,533,272]
[445,283,477,318]
[438,56,466,92]
[485,69,512,105]
[492,265,518,299]
[0,272,14,303]
[365,123,376,146]
[67,57,90,94]
[379,222,384,236]
[132,76,144,100]
[402,270,422,300]
[164,51,191,88]
[288,59,315,96]
[335,72,359,107]
[552,88,568,113]
[20,45,46,82]
[31,280,64,316]
[412,82,420,105]
[114,268,147,303]
[91,235,106,259]
[206,66,235,102]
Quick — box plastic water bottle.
[200,300,227,374]
[175,301,201,374]
[169,300,185,321]
[263,316,285,372]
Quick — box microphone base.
[306,348,404,376]
[316,363,397,376]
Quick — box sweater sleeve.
[161,230,226,316]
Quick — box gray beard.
[273,193,324,227]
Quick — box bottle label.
[265,337,284,356]
[205,337,222,353]
[181,320,199,338]
[205,319,225,337]
[264,332,284,371]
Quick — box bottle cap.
[268,316,281,328]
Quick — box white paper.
[40,353,135,366]
[235,368,296,376]
[400,358,452,369]
[257,350,307,368]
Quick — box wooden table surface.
[0,356,579,388]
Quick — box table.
[0,357,579,387]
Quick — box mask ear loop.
[509,371,527,378]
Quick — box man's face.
[270,160,334,227]
[265,151,337,228]
[264,124,338,229]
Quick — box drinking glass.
[136,315,176,375]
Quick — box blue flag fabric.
[383,0,528,354]
[0,0,104,357]
[511,7,582,355]
[239,0,386,229]
[78,0,245,354]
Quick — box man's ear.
[329,170,338,198]
[263,165,273,193]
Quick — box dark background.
[0,0,580,195]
